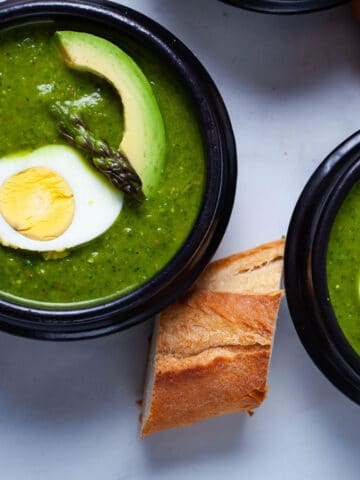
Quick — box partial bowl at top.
[219,0,348,14]
[0,0,236,340]
[285,131,360,404]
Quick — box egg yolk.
[0,166,75,241]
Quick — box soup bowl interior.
[285,130,360,404]
[0,0,237,340]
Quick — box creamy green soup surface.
[0,26,205,307]
[327,180,360,355]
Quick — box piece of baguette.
[140,239,285,437]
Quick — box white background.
[0,1,359,479]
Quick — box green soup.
[0,26,205,307]
[327,180,360,355]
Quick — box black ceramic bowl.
[0,0,237,340]
[219,0,348,14]
[285,131,360,404]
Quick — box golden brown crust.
[140,240,285,437]
[157,291,281,359]
[141,349,271,436]
[196,238,284,294]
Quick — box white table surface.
[0,1,359,479]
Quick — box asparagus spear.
[50,102,145,203]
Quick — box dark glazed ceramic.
[219,0,348,14]
[0,0,237,340]
[285,131,360,405]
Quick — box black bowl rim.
[0,0,237,340]
[285,130,360,405]
[313,159,360,374]
[219,0,348,14]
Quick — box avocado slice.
[55,31,166,197]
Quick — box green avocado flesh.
[55,30,166,197]
[327,180,360,355]
[0,26,205,307]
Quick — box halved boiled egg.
[0,144,123,251]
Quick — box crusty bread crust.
[140,239,285,437]
[196,239,284,294]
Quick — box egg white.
[0,144,123,251]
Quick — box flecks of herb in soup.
[0,27,205,306]
[327,180,360,355]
